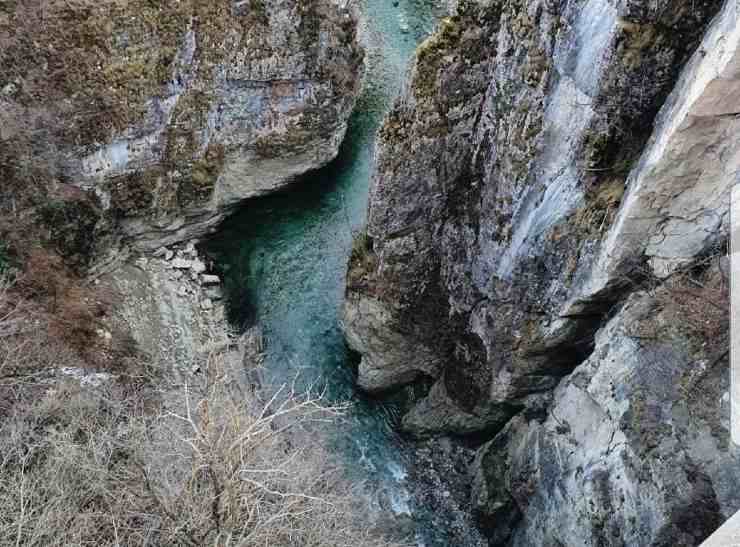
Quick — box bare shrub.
[0,280,407,547]
[0,276,87,417]
[3,248,143,381]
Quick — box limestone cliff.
[0,0,362,266]
[343,0,736,543]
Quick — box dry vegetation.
[0,275,407,547]
[346,231,378,295]
[0,2,388,543]
[624,247,729,360]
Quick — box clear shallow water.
[204,0,443,542]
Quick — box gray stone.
[342,294,442,393]
[171,258,192,270]
[472,290,735,546]
[572,0,740,305]
[201,274,221,285]
[191,259,207,274]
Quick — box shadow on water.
[202,102,376,392]
[202,0,448,543]
[203,95,407,416]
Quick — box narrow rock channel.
[202,1,481,544]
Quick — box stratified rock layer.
[343,0,737,544]
[0,0,362,262]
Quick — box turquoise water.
[204,0,441,541]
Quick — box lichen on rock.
[0,0,364,259]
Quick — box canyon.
[0,0,737,545]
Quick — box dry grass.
[0,248,143,379]
[0,277,408,547]
[624,249,729,360]
[346,230,378,295]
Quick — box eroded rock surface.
[0,0,362,260]
[473,275,734,546]
[343,0,737,543]
[346,0,726,422]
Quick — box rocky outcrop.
[0,0,362,263]
[575,0,740,291]
[344,0,727,428]
[345,0,718,430]
[343,0,736,543]
[102,246,222,369]
[472,272,733,546]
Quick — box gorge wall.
[0,0,362,268]
[344,0,738,544]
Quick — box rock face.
[0,0,362,262]
[343,0,737,543]
[472,283,735,547]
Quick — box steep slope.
[0,0,362,266]
[473,273,733,546]
[343,0,736,543]
[344,0,726,431]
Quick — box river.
[203,1,452,543]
